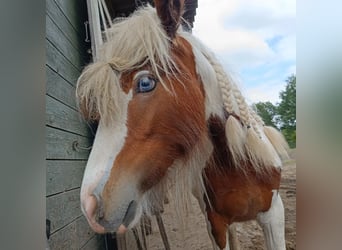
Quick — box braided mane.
[179,31,289,171]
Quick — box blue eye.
[136,75,156,93]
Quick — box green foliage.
[254,102,278,128]
[254,75,296,148]
[278,75,296,148]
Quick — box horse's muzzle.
[82,195,137,235]
[97,200,138,234]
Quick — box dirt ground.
[134,157,296,250]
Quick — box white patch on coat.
[80,90,132,214]
[180,32,225,120]
[257,190,286,250]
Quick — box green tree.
[253,75,296,148]
[278,75,296,148]
[255,101,278,128]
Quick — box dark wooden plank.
[46,160,86,196]
[46,126,92,160]
[46,66,77,109]
[46,39,80,86]
[46,14,84,70]
[47,189,82,234]
[46,0,85,53]
[46,95,90,136]
[54,0,89,38]
[48,216,96,250]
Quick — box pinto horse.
[77,1,289,249]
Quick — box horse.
[77,1,289,249]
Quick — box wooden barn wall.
[46,0,104,249]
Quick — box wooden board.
[46,0,103,248]
[46,66,77,109]
[47,189,82,234]
[47,160,86,196]
[46,126,92,160]
[46,40,80,87]
[55,0,88,37]
[80,234,105,250]
[48,215,97,249]
[46,14,84,71]
[46,95,90,137]
[46,0,85,54]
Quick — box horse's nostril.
[98,204,104,219]
[83,194,98,221]
[92,193,104,220]
[82,194,106,234]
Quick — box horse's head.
[77,0,211,234]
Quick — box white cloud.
[192,0,296,103]
[273,34,296,62]
[245,81,286,104]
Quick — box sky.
[192,0,296,104]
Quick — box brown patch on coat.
[204,115,281,249]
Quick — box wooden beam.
[86,0,103,60]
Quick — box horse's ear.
[154,0,184,39]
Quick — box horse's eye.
[136,75,156,93]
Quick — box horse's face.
[80,36,207,233]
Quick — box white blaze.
[80,90,132,213]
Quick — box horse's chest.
[204,169,280,222]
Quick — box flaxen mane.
[76,5,288,206]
